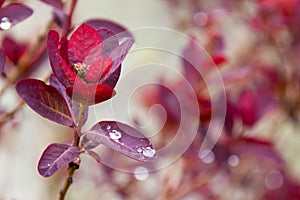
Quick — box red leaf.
[38,143,80,177]
[0,0,4,8]
[68,23,102,66]
[66,83,115,105]
[212,55,227,66]
[0,3,33,30]
[2,36,26,65]
[16,79,73,126]
[237,90,257,126]
[47,30,76,87]
[85,57,112,83]
[82,121,156,162]
[58,37,69,64]
[47,30,59,54]
[56,53,77,85]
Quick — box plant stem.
[74,104,86,146]
[62,0,78,38]
[58,103,86,200]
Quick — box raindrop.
[0,17,12,30]
[265,170,284,190]
[137,148,142,153]
[199,149,215,164]
[227,155,240,167]
[142,147,156,158]
[134,166,149,181]
[106,125,111,130]
[47,163,50,167]
[109,130,122,140]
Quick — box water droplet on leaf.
[47,163,51,167]
[106,125,111,130]
[137,148,142,153]
[142,147,156,158]
[0,17,12,30]
[109,130,122,140]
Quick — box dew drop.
[142,147,156,158]
[134,166,149,181]
[199,149,215,164]
[0,17,12,30]
[106,125,111,130]
[47,163,51,167]
[109,130,122,140]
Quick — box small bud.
[73,62,87,78]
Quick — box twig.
[58,104,86,200]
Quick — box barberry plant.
[15,23,156,199]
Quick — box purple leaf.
[97,28,119,57]
[237,90,258,126]
[159,84,181,123]
[38,143,80,177]
[0,48,5,75]
[16,79,73,126]
[41,0,63,9]
[0,3,33,30]
[110,38,134,68]
[100,38,134,84]
[82,121,156,162]
[102,65,121,89]
[49,75,88,126]
[97,28,117,41]
[85,19,134,40]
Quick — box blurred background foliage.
[1,0,300,199]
